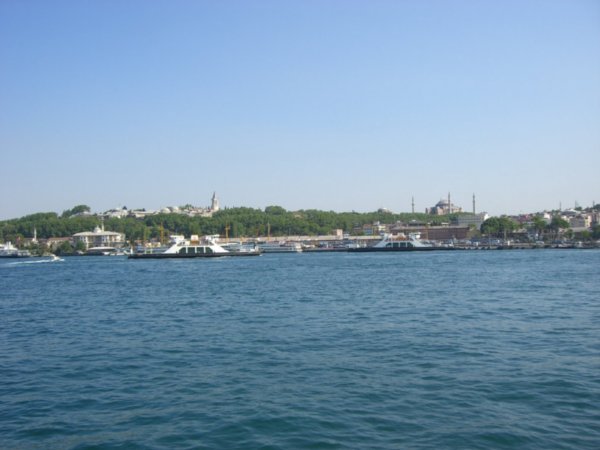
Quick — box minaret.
[32,227,38,244]
[447,192,451,214]
[211,192,220,212]
[411,196,415,214]
[472,193,476,214]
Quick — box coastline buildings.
[103,192,221,219]
[3,192,599,252]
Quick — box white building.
[103,207,129,219]
[454,213,489,229]
[73,225,126,250]
[569,215,591,231]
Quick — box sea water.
[1,250,599,449]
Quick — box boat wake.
[5,257,64,266]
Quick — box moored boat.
[348,233,454,252]
[129,235,261,259]
[219,241,261,253]
[85,246,121,256]
[257,241,303,253]
[0,242,31,258]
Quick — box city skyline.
[1,190,596,222]
[1,1,599,220]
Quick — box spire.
[411,196,415,214]
[211,192,220,212]
[473,193,476,214]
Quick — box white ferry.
[129,235,261,259]
[257,241,303,253]
[0,242,31,258]
[348,233,452,252]
[219,241,261,253]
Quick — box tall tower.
[447,192,452,214]
[473,193,476,214]
[211,192,220,212]
[411,196,415,214]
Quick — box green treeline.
[0,206,460,243]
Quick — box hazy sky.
[1,0,599,219]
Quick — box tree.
[265,205,287,215]
[480,217,500,236]
[531,216,547,238]
[56,241,74,255]
[61,205,91,218]
[548,216,570,240]
[480,217,518,238]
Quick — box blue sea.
[1,250,599,449]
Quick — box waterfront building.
[569,215,591,231]
[389,224,470,241]
[362,222,388,236]
[453,213,489,229]
[72,225,126,250]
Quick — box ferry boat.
[348,233,452,252]
[257,241,303,253]
[129,235,261,259]
[85,246,120,256]
[0,242,31,258]
[219,241,261,253]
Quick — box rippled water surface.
[1,250,599,449]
